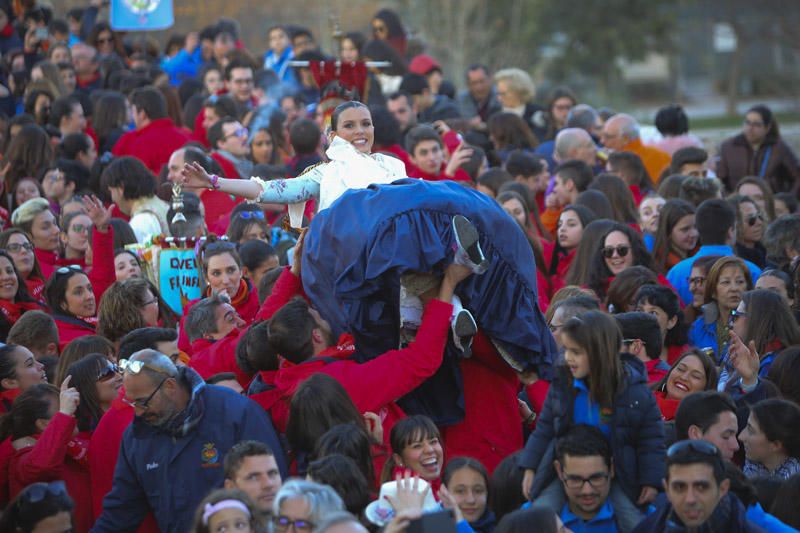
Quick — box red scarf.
[654,390,681,421]
[0,299,42,324]
[205,279,250,308]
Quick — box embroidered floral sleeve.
[250,174,322,205]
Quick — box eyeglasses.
[746,213,765,226]
[548,322,563,333]
[561,472,610,490]
[4,242,33,253]
[743,119,765,128]
[622,338,645,345]
[688,276,706,286]
[232,78,254,85]
[48,171,64,182]
[56,264,83,275]
[727,309,747,328]
[20,481,68,504]
[236,211,265,220]
[602,245,630,259]
[667,439,721,459]
[97,363,120,381]
[273,516,314,532]
[225,127,248,139]
[123,377,167,410]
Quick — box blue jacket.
[161,47,205,86]
[302,179,557,425]
[667,245,762,305]
[92,369,288,533]
[632,493,765,533]
[689,303,725,361]
[519,355,665,503]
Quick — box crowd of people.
[0,1,799,532]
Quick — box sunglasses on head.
[667,439,721,459]
[19,481,68,505]
[237,211,265,220]
[602,245,630,259]
[56,264,83,275]
[119,358,174,377]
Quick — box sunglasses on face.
[602,245,630,259]
[97,363,120,381]
[70,224,89,234]
[746,213,765,226]
[727,309,748,328]
[688,276,706,286]
[4,242,33,253]
[225,127,248,139]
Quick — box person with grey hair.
[554,128,597,166]
[763,214,800,271]
[313,511,368,533]
[566,103,600,137]
[601,113,671,183]
[272,479,345,532]
[92,348,287,532]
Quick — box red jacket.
[89,394,159,533]
[441,331,523,474]
[178,279,260,355]
[112,118,191,175]
[0,437,13,506]
[211,152,243,180]
[50,227,116,351]
[189,329,253,389]
[9,413,93,532]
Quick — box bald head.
[125,349,178,384]
[555,128,596,166]
[602,113,639,151]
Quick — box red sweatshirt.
[9,413,93,532]
[112,118,191,175]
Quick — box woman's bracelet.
[525,412,536,425]
[208,174,221,190]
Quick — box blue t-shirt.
[573,379,610,437]
[561,500,619,533]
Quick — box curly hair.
[97,277,153,344]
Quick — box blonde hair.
[11,198,52,233]
[493,68,536,103]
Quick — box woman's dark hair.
[495,507,560,533]
[740,290,800,355]
[490,451,526,521]
[88,22,119,54]
[766,346,800,407]
[44,266,88,320]
[381,415,441,483]
[0,249,36,304]
[545,204,596,276]
[10,176,45,212]
[65,354,110,432]
[307,454,370,516]
[586,223,655,299]
[588,173,639,224]
[606,266,658,314]
[0,344,22,392]
[750,399,800,458]
[59,132,92,162]
[369,105,402,148]
[239,239,277,273]
[198,237,243,279]
[565,219,615,286]
[652,199,696,274]
[23,88,53,124]
[314,422,376,491]
[341,31,366,59]
[0,383,58,441]
[488,112,538,150]
[574,189,614,220]
[4,123,53,195]
[770,474,800,529]
[101,156,157,199]
[249,127,281,165]
[110,218,138,250]
[0,481,74,533]
[55,335,115,386]
[775,192,797,216]
[443,457,491,509]
[560,310,623,408]
[723,461,758,508]
[735,177,776,221]
[93,91,128,148]
[657,174,688,200]
[655,104,690,136]
[330,101,369,132]
[286,374,364,459]
[653,349,718,394]
[225,204,271,245]
[635,284,689,348]
[747,104,780,144]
